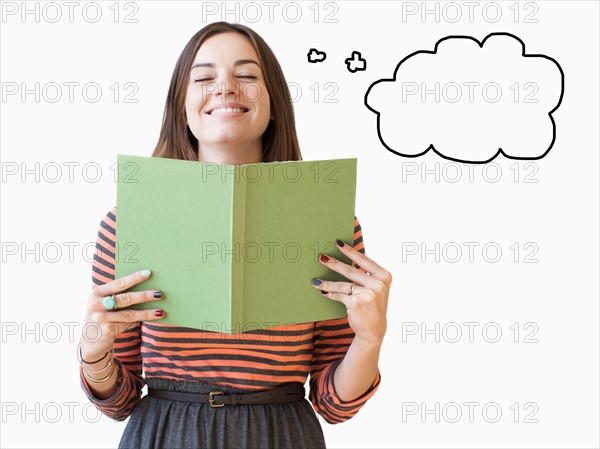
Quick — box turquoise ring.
[103,295,118,311]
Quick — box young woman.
[78,21,392,449]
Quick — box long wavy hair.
[151,22,302,163]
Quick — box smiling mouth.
[207,107,249,115]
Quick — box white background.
[1,1,598,448]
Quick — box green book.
[115,154,357,334]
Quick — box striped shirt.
[80,207,381,424]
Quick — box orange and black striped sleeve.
[79,207,145,421]
[308,217,382,424]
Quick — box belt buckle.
[209,391,225,408]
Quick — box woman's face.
[185,32,271,153]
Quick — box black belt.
[148,382,305,408]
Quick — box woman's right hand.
[79,269,165,361]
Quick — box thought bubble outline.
[364,32,565,164]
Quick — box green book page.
[115,154,233,329]
[230,171,246,333]
[241,159,357,328]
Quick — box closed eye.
[194,75,257,83]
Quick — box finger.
[319,254,378,287]
[335,239,386,278]
[319,288,351,306]
[94,269,152,298]
[311,278,360,295]
[97,289,162,311]
[107,308,165,323]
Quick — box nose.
[214,71,238,97]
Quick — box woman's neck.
[197,141,263,165]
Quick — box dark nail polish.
[153,291,162,299]
[312,279,322,286]
[320,255,330,263]
[155,310,164,317]
[320,290,328,294]
[336,239,344,247]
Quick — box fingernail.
[153,291,162,299]
[336,239,344,247]
[312,279,322,286]
[155,310,164,317]
[320,255,330,263]
[320,290,328,294]
[141,269,151,277]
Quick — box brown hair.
[151,22,302,163]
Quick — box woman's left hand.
[312,239,392,346]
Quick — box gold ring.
[345,283,359,295]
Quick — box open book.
[115,154,357,334]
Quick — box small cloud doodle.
[345,51,367,73]
[307,48,326,63]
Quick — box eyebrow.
[190,59,261,70]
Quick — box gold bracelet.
[82,363,116,383]
[81,354,114,374]
[79,349,114,373]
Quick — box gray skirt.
[118,377,327,449]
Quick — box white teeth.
[210,107,246,114]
